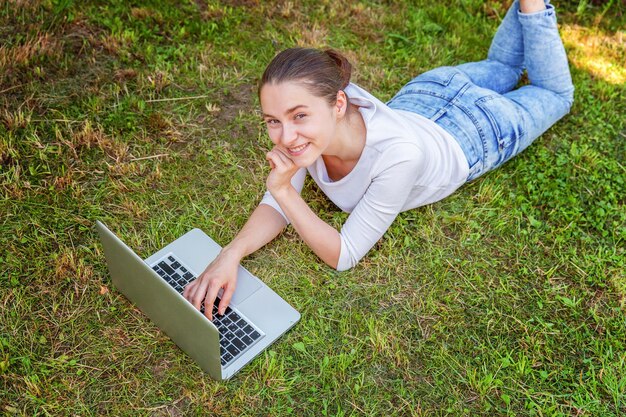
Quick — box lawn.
[1,0,625,415]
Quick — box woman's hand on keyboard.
[183,249,240,320]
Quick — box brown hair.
[259,48,352,105]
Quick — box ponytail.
[324,49,352,90]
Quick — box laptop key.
[158,261,175,275]
[234,329,245,339]
[250,330,261,340]
[243,325,254,334]
[232,337,246,351]
[241,335,253,346]
[230,312,241,322]
[236,319,247,328]
[222,352,233,364]
[171,261,181,269]
[226,344,240,356]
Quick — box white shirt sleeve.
[258,167,307,224]
[336,144,425,271]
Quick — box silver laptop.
[95,220,300,380]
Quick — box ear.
[335,90,348,118]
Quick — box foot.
[519,0,546,13]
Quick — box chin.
[293,157,316,169]
[289,148,320,168]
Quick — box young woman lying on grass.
[184,0,574,319]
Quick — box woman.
[184,0,574,319]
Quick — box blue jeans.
[387,1,574,180]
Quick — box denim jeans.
[387,1,574,180]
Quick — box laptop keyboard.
[151,254,262,367]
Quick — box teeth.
[289,143,308,153]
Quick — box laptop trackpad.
[229,266,263,306]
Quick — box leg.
[518,4,574,107]
[452,2,573,180]
[499,3,574,153]
[455,0,526,93]
[454,0,555,94]
[481,2,574,174]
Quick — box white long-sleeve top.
[260,82,469,271]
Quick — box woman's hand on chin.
[266,147,300,195]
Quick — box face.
[260,81,346,168]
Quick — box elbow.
[333,236,361,271]
[323,254,347,271]
[333,254,359,272]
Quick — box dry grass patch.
[130,7,162,21]
[1,109,32,131]
[0,32,61,71]
[289,21,329,48]
[62,121,131,164]
[53,246,95,284]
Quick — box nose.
[280,123,297,147]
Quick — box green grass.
[1,0,625,415]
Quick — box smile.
[287,143,310,156]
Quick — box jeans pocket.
[475,95,523,164]
[388,93,449,121]
[410,66,458,87]
[396,67,459,98]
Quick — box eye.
[294,113,306,120]
[265,118,280,126]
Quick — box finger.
[272,147,292,160]
[189,276,210,312]
[182,278,196,298]
[266,150,282,165]
[266,150,292,169]
[218,282,237,316]
[272,147,293,163]
[204,281,222,321]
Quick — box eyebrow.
[262,104,308,119]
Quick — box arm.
[183,203,287,319]
[335,147,426,270]
[265,148,341,268]
[266,144,425,271]
[270,186,342,268]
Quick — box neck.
[324,104,366,162]
[321,104,366,181]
